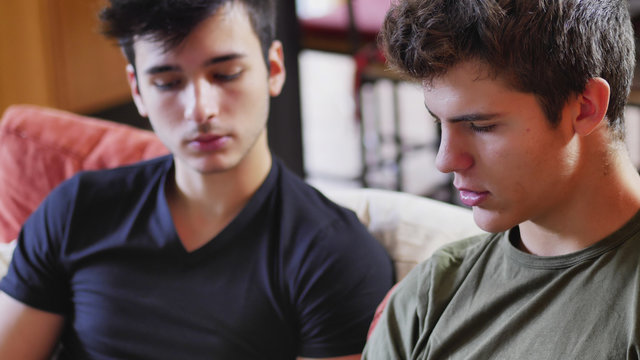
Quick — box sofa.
[0,105,484,326]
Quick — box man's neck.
[518,142,640,256]
[166,144,273,252]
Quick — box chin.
[181,155,241,175]
[472,209,518,234]
[198,160,240,174]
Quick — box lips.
[186,133,230,152]
[457,188,490,207]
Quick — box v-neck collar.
[153,156,280,262]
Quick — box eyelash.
[154,80,182,91]
[214,71,243,82]
[433,118,496,134]
[469,122,496,133]
[152,70,243,91]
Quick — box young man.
[0,1,394,359]
[364,0,640,358]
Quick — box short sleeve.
[293,217,394,358]
[0,178,75,314]
[362,260,427,359]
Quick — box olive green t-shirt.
[364,211,640,359]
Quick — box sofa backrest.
[321,187,483,281]
[0,105,169,242]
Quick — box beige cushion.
[0,240,16,279]
[320,187,485,281]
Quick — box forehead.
[423,61,531,116]
[132,2,260,67]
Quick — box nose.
[184,78,219,124]
[435,126,474,173]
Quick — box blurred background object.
[1,0,640,205]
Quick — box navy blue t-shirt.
[0,155,394,359]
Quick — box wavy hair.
[380,0,635,141]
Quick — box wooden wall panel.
[48,0,130,113]
[0,0,131,116]
[0,1,56,112]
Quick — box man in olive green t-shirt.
[364,0,640,358]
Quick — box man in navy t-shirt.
[0,1,394,359]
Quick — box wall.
[0,0,131,115]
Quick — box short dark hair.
[380,0,635,141]
[100,0,276,72]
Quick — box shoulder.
[380,232,500,319]
[29,155,172,235]
[73,155,171,189]
[417,233,500,279]
[270,160,392,274]
[430,233,497,267]
[273,160,365,237]
[51,155,171,201]
[393,233,501,304]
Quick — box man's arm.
[0,291,64,359]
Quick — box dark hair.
[380,0,635,141]
[100,0,276,72]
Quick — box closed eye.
[426,107,499,133]
[213,70,243,82]
[153,78,183,91]
[469,122,496,133]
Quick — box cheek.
[479,136,537,197]
[145,102,184,135]
[146,93,185,118]
[228,85,270,116]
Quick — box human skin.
[128,3,285,181]
[426,61,581,234]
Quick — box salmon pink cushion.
[0,105,168,243]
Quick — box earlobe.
[574,77,610,136]
[126,64,148,118]
[267,41,286,97]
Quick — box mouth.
[185,133,231,152]
[457,188,490,207]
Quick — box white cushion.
[320,188,485,280]
[0,239,16,280]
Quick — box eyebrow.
[425,105,501,123]
[203,53,245,67]
[144,53,246,75]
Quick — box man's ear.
[574,77,610,136]
[126,64,148,118]
[267,40,286,97]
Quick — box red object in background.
[0,105,168,243]
[299,0,393,120]
[299,0,391,54]
[300,0,390,44]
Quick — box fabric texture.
[363,211,640,359]
[0,105,169,243]
[319,188,484,338]
[0,155,394,359]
